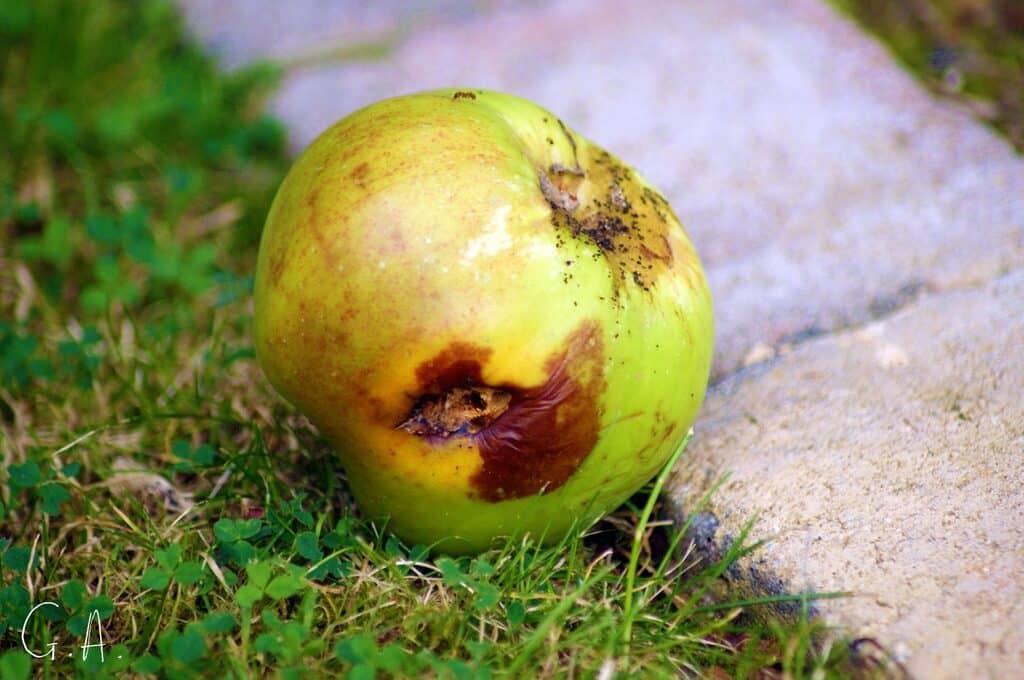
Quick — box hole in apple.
[397,386,512,438]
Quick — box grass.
[0,0,966,678]
[832,0,1024,150]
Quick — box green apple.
[254,88,713,554]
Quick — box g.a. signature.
[20,601,111,662]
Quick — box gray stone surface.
[672,270,1024,677]
[179,0,1024,675]
[178,0,517,69]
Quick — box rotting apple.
[253,88,713,554]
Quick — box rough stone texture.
[179,0,1024,675]
[672,271,1024,677]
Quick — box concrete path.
[180,1,1024,676]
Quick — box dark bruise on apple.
[399,321,605,502]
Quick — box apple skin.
[254,88,713,554]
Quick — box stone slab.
[182,0,1024,379]
[671,270,1024,678]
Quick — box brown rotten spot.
[399,322,605,502]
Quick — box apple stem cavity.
[535,150,681,299]
[539,167,581,212]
